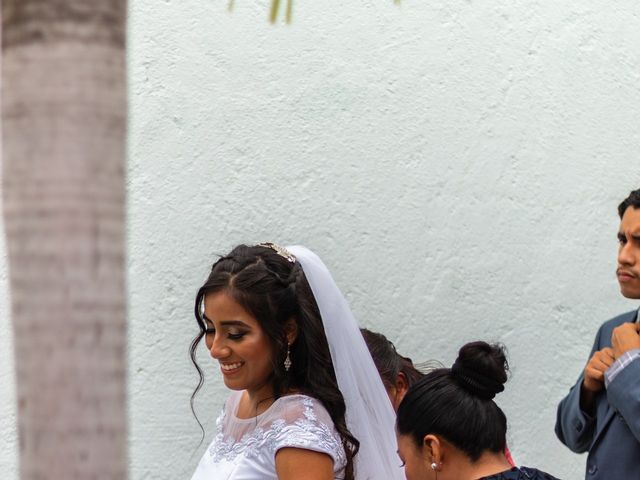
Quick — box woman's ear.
[390,373,410,411]
[423,434,443,467]
[395,372,410,403]
[284,317,298,344]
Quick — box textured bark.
[2,1,127,478]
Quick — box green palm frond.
[270,0,293,24]
[228,1,399,24]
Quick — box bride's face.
[203,291,275,397]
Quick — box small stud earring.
[431,462,438,470]
[284,343,292,371]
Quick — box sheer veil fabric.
[288,246,404,480]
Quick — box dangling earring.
[431,460,440,480]
[284,343,292,371]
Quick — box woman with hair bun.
[396,341,559,480]
[189,244,403,480]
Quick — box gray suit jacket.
[555,310,640,479]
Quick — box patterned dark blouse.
[479,466,562,480]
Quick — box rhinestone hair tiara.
[256,242,296,263]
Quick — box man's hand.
[611,322,640,359]
[583,347,616,393]
[580,347,616,414]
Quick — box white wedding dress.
[191,390,346,480]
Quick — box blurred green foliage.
[228,0,400,24]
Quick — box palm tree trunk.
[2,1,128,478]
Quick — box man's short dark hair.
[618,189,640,218]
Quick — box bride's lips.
[219,362,243,375]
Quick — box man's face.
[617,207,640,299]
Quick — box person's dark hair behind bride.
[360,328,428,411]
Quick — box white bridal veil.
[288,246,404,480]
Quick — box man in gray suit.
[556,188,640,479]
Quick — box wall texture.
[2,0,640,479]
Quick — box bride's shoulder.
[267,393,346,469]
[269,394,334,426]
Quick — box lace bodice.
[191,391,347,480]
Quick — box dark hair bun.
[451,341,508,400]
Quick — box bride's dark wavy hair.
[190,244,359,479]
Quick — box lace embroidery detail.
[208,396,346,469]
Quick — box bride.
[189,243,403,480]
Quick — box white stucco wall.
[1,1,640,479]
[126,1,640,479]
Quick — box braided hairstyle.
[396,341,509,462]
[190,244,359,479]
